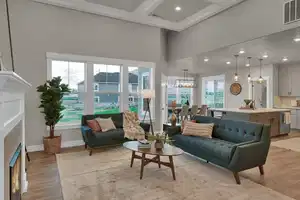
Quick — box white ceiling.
[196,27,300,72]
[33,0,246,31]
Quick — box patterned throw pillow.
[86,119,101,132]
[182,121,214,138]
[95,117,116,132]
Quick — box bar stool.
[180,105,189,122]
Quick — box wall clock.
[230,83,242,96]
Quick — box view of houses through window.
[202,75,225,108]
[49,56,154,125]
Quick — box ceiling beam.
[134,0,164,16]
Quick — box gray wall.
[168,0,300,61]
[4,122,22,200]
[0,0,12,71]
[0,0,165,146]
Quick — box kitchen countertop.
[274,106,300,110]
[209,108,291,113]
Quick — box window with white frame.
[202,75,225,108]
[51,60,85,125]
[93,64,121,114]
[128,67,153,120]
[47,53,155,126]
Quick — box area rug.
[56,147,294,200]
[271,138,300,152]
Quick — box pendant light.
[234,55,239,82]
[247,57,252,82]
[258,58,264,83]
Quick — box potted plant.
[146,132,173,150]
[37,77,70,154]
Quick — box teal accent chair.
[167,116,271,184]
[81,113,150,156]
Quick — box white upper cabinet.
[278,65,300,96]
[278,66,291,96]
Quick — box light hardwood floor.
[22,131,300,200]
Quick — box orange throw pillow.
[87,119,101,132]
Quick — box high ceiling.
[33,0,245,31]
[196,27,300,73]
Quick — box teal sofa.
[167,116,271,184]
[81,113,150,155]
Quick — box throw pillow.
[95,117,116,132]
[86,119,101,132]
[182,121,214,138]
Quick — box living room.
[1,0,300,200]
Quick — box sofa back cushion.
[213,119,263,143]
[82,113,123,128]
[192,116,220,124]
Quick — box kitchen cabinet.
[291,67,300,96]
[278,66,291,96]
[278,66,300,96]
[291,112,297,129]
[297,110,300,129]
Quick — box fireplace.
[9,144,22,200]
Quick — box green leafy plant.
[37,77,70,138]
[146,132,173,145]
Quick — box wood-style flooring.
[22,131,300,200]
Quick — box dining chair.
[180,105,189,122]
[198,105,208,116]
[189,105,198,119]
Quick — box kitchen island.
[209,108,291,137]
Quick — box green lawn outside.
[59,106,138,123]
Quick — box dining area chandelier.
[174,69,197,88]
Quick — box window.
[167,77,193,106]
[128,67,152,119]
[93,64,121,114]
[51,60,85,125]
[202,75,225,108]
[47,53,155,126]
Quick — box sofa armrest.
[166,126,181,137]
[81,126,94,143]
[140,122,150,133]
[229,141,269,172]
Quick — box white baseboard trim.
[27,140,85,152]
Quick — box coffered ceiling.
[33,0,246,31]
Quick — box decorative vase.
[43,135,61,154]
[170,113,177,126]
[155,139,164,150]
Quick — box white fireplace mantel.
[0,71,31,200]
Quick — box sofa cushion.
[82,113,123,127]
[213,119,263,143]
[182,121,213,138]
[173,134,236,163]
[86,119,101,132]
[94,129,124,140]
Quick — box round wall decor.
[230,83,242,96]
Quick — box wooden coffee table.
[123,141,183,180]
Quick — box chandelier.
[174,69,197,88]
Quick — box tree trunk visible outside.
[49,125,55,138]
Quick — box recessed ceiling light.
[245,63,250,67]
[239,50,245,54]
[294,37,300,42]
[175,6,181,11]
[282,57,288,62]
[204,58,209,62]
[263,54,268,58]
[226,61,231,65]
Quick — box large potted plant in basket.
[37,76,70,154]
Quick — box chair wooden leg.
[258,165,264,175]
[85,143,87,149]
[233,172,241,184]
[89,149,93,156]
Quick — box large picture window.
[93,64,121,114]
[47,53,155,126]
[128,67,152,119]
[51,60,85,125]
[202,75,225,108]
